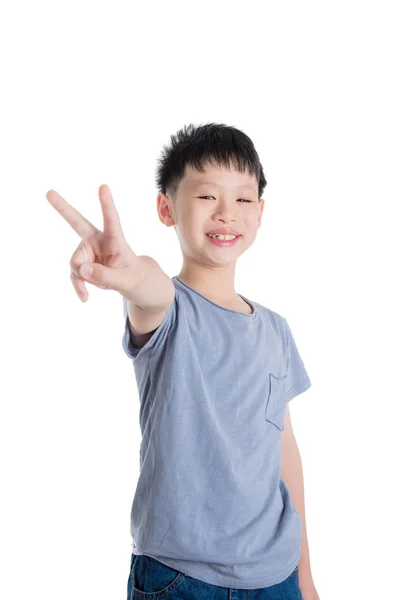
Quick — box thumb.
[80,264,93,278]
[79,262,129,292]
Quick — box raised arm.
[46,184,174,345]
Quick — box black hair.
[155,122,267,201]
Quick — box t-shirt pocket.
[265,372,287,431]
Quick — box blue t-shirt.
[122,275,311,589]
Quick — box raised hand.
[46,184,144,302]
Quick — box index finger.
[46,189,100,239]
[98,184,125,239]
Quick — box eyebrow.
[193,181,257,192]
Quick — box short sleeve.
[282,317,312,402]
[122,290,177,361]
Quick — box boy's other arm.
[281,405,318,593]
[126,256,175,348]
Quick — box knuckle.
[69,256,80,268]
[70,266,80,277]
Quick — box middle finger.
[46,189,100,239]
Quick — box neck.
[177,263,238,302]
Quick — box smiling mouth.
[205,233,242,246]
[206,234,242,239]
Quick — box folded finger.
[70,271,88,301]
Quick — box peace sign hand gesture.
[46,184,150,304]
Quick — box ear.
[157,192,175,227]
[257,198,265,228]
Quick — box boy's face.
[159,163,265,267]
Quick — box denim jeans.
[127,553,303,599]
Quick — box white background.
[1,1,399,598]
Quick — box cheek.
[183,208,207,230]
[242,216,257,229]
[177,214,204,247]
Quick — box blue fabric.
[122,276,311,589]
[127,553,302,599]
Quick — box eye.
[198,196,252,202]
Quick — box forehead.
[182,164,258,192]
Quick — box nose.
[213,200,237,223]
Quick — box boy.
[46,122,319,599]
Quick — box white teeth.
[207,234,238,240]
